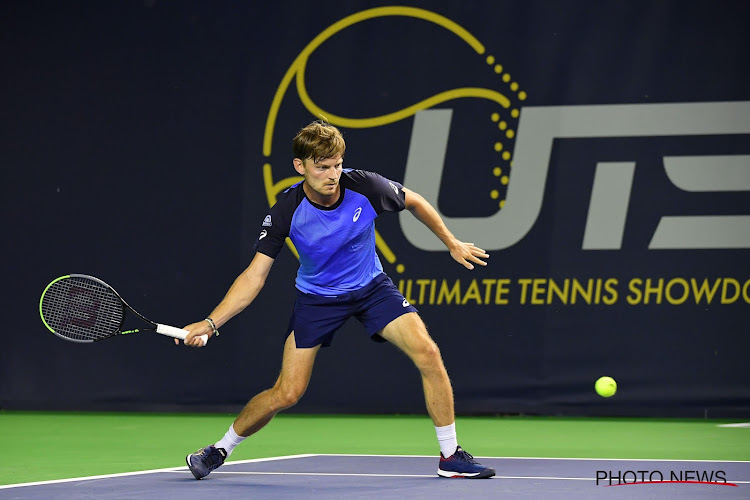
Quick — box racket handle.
[156,324,209,345]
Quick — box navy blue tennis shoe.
[437,446,496,478]
[186,445,227,480]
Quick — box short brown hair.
[292,120,346,163]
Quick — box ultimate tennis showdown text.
[396,277,750,306]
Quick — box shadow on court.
[1,455,747,499]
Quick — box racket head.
[40,274,126,343]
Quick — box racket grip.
[156,324,209,345]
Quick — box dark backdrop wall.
[2,0,748,417]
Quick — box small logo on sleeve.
[262,215,272,227]
[353,207,362,222]
[259,229,268,240]
[388,182,400,195]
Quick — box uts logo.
[261,6,750,267]
[262,215,272,227]
[403,105,750,251]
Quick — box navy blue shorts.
[287,273,419,348]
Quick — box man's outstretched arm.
[181,252,275,346]
[402,187,489,270]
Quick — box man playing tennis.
[182,121,495,479]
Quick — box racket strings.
[41,277,124,342]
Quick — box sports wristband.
[204,317,219,337]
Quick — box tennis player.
[182,121,495,480]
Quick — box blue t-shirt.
[253,169,406,295]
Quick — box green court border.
[1,411,748,485]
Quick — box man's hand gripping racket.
[40,274,209,346]
[178,320,216,347]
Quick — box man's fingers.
[180,334,198,347]
[469,245,489,257]
[465,250,488,266]
[185,335,207,347]
[451,242,489,270]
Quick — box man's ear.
[293,158,306,176]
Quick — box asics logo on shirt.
[353,207,362,222]
[388,182,399,196]
[259,229,268,240]
[402,299,410,307]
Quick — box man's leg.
[378,312,454,427]
[378,312,495,478]
[187,332,319,479]
[232,331,320,437]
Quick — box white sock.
[215,423,246,457]
[435,423,458,458]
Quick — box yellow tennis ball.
[595,376,617,397]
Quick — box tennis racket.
[39,274,208,345]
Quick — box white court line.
[205,471,436,478]
[0,454,315,490]
[166,470,750,484]
[2,453,748,489]
[187,470,594,481]
[718,423,750,428]
[325,453,750,463]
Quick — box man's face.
[295,154,343,202]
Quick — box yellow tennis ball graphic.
[261,6,527,269]
[595,376,617,397]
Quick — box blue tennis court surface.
[1,454,748,499]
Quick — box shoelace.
[202,448,226,469]
[454,449,478,463]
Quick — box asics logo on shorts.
[353,207,362,222]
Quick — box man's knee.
[412,337,444,371]
[272,380,307,410]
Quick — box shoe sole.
[437,468,496,479]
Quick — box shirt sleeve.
[252,188,298,259]
[343,169,406,214]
